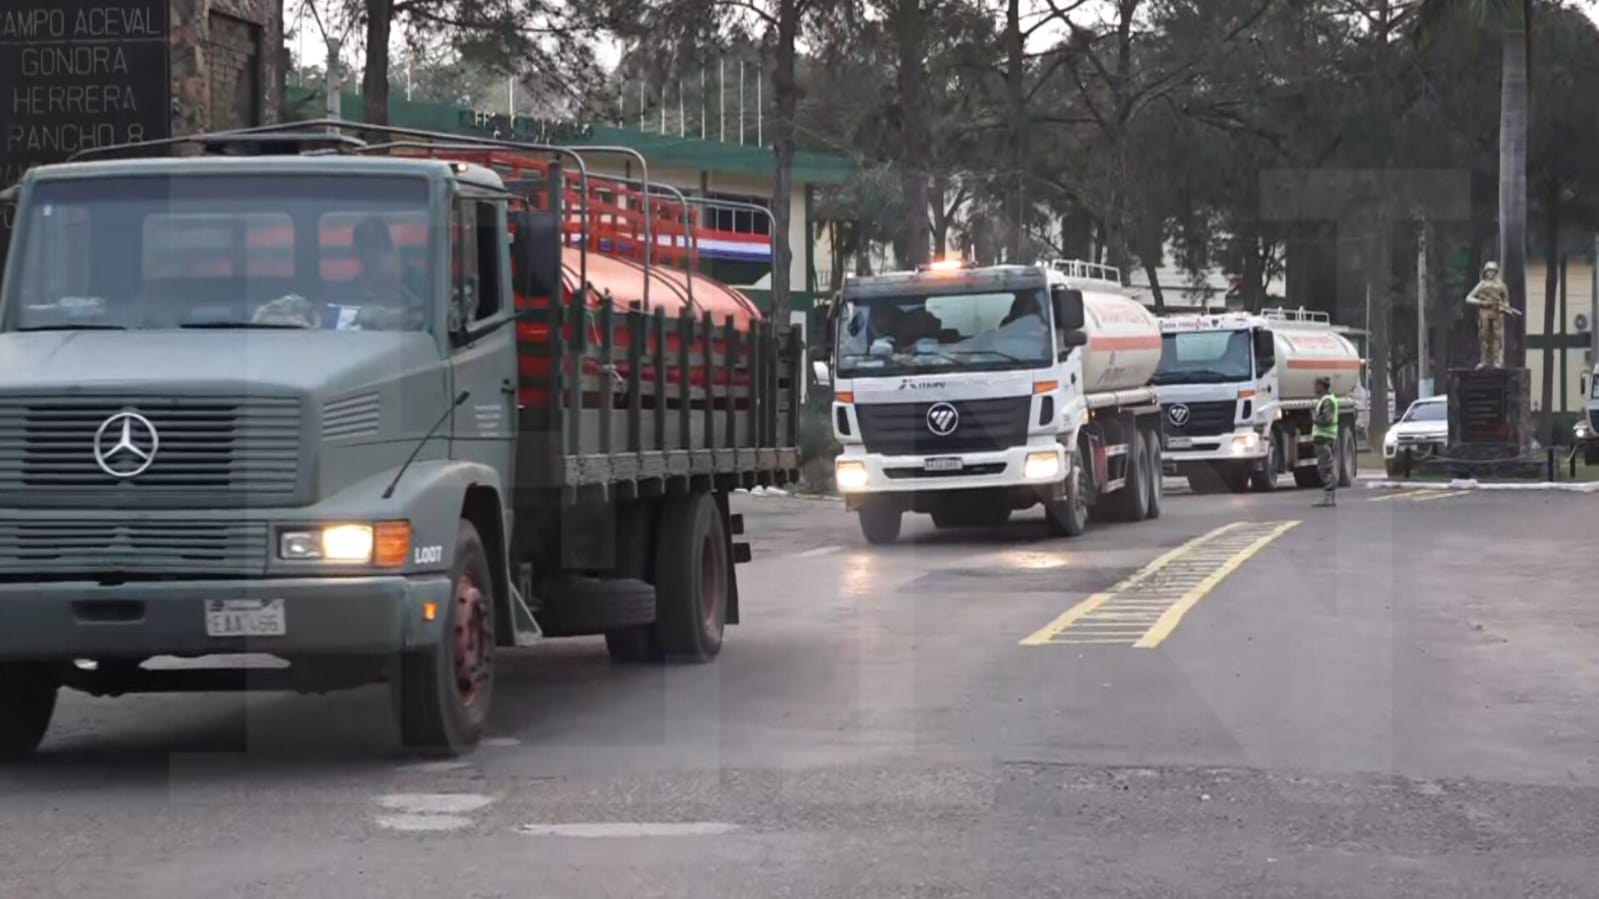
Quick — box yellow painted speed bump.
[1021,520,1300,649]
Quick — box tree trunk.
[1499,14,1530,368]
[1004,0,1027,261]
[894,0,932,268]
[767,0,801,335]
[361,0,393,126]
[1539,178,1558,443]
[1367,222,1393,447]
[1242,235,1264,312]
[1141,259,1166,313]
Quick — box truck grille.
[855,397,1031,456]
[0,518,269,576]
[0,395,302,500]
[1162,400,1236,437]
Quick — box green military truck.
[0,123,800,760]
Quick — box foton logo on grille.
[926,402,960,436]
[898,378,948,391]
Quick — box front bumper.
[1163,430,1268,469]
[834,441,1065,494]
[0,574,453,662]
[1383,438,1444,460]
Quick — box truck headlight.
[1024,451,1061,479]
[1230,432,1260,454]
[835,460,869,491]
[278,521,411,567]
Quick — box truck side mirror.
[1058,330,1089,357]
[812,360,832,388]
[1583,371,1591,397]
[1253,328,1275,372]
[1051,286,1086,331]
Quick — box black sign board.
[0,1,171,269]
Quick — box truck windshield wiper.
[180,321,312,330]
[16,323,127,331]
[948,349,1035,363]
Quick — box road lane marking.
[1411,490,1464,502]
[793,545,843,558]
[516,822,740,838]
[374,793,496,833]
[1369,489,1435,502]
[1134,520,1301,648]
[1021,520,1299,648]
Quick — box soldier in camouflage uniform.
[1312,375,1339,508]
[1465,261,1516,369]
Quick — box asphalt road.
[3,481,1597,897]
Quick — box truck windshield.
[835,288,1052,375]
[1153,329,1253,384]
[2,174,433,332]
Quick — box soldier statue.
[1463,261,1520,369]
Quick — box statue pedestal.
[1437,368,1537,478]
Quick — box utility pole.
[1417,217,1430,396]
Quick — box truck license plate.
[1165,437,1193,449]
[205,599,286,638]
[923,457,963,472]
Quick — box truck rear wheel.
[652,491,728,662]
[0,663,58,762]
[1338,425,1358,487]
[1105,429,1150,522]
[394,520,494,757]
[1143,426,1163,519]
[1045,448,1088,538]
[858,500,902,545]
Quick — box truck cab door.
[446,195,519,486]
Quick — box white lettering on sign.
[414,545,444,566]
[0,2,170,270]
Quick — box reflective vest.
[1312,394,1339,440]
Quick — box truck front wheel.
[652,491,729,662]
[0,663,58,762]
[394,520,495,757]
[1251,432,1281,492]
[1142,425,1163,519]
[1338,425,1359,487]
[1045,449,1088,537]
[858,499,903,545]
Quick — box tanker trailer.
[818,258,1166,544]
[1151,307,1365,493]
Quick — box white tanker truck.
[1151,308,1365,492]
[813,259,1166,544]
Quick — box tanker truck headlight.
[1230,432,1261,455]
[1024,451,1061,479]
[835,460,870,491]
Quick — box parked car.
[1384,394,1448,476]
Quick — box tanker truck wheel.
[1105,428,1150,522]
[858,499,903,546]
[1250,432,1281,492]
[1337,425,1358,488]
[1045,449,1088,538]
[1142,425,1163,519]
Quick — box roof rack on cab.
[1040,258,1122,286]
[1260,306,1331,326]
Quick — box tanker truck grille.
[1163,400,1236,437]
[0,395,303,501]
[855,397,1031,455]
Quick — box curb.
[1363,478,1599,493]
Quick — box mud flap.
[715,492,742,625]
[510,562,543,647]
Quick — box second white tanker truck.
[814,259,1166,544]
[1151,308,1366,492]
